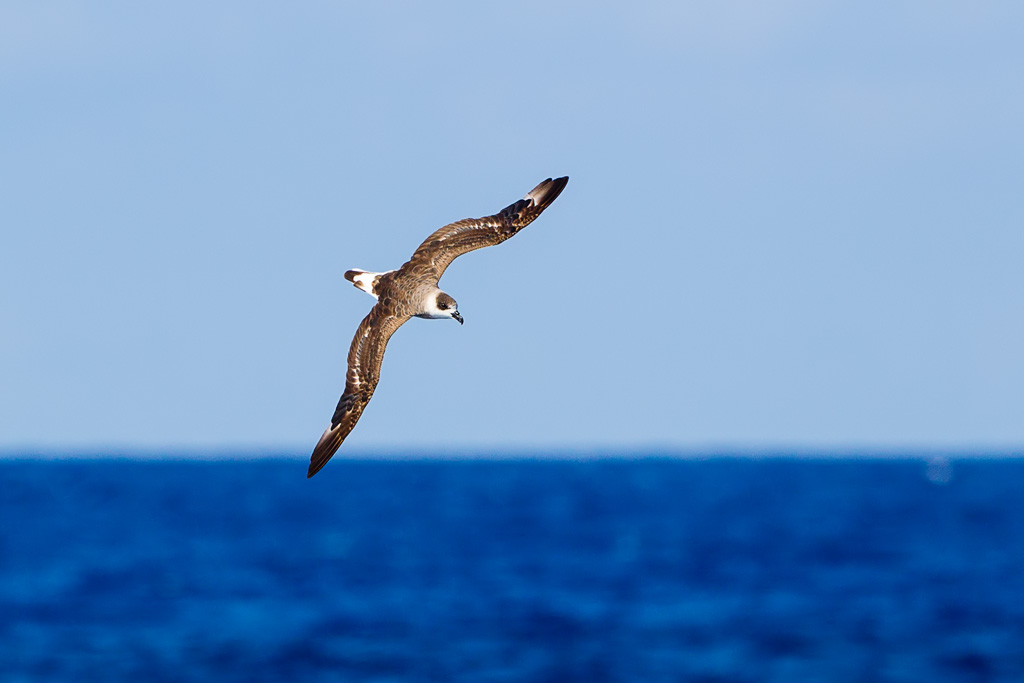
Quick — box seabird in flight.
[307,176,569,477]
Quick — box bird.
[307,176,569,477]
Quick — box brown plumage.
[307,176,568,478]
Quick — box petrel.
[307,176,569,477]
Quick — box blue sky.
[2,2,1022,454]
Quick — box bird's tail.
[344,269,391,299]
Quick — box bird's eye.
[438,301,448,311]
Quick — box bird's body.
[307,177,569,477]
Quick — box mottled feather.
[307,307,410,477]
[408,177,569,279]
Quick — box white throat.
[417,289,455,319]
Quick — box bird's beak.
[452,311,464,325]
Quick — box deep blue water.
[2,457,1024,681]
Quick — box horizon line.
[1,444,1022,461]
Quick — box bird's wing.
[407,176,568,279]
[307,305,411,478]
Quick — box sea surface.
[2,456,1023,682]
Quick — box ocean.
[1,456,1023,681]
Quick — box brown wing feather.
[308,176,567,477]
[307,305,411,478]
[407,176,568,279]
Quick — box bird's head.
[434,292,463,324]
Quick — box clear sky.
[2,2,1022,455]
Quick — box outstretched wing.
[408,176,568,279]
[307,305,411,478]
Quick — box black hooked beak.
[452,311,464,325]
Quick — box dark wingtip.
[533,176,568,209]
[307,453,323,478]
[551,175,568,199]
[306,451,329,479]
[306,423,342,479]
